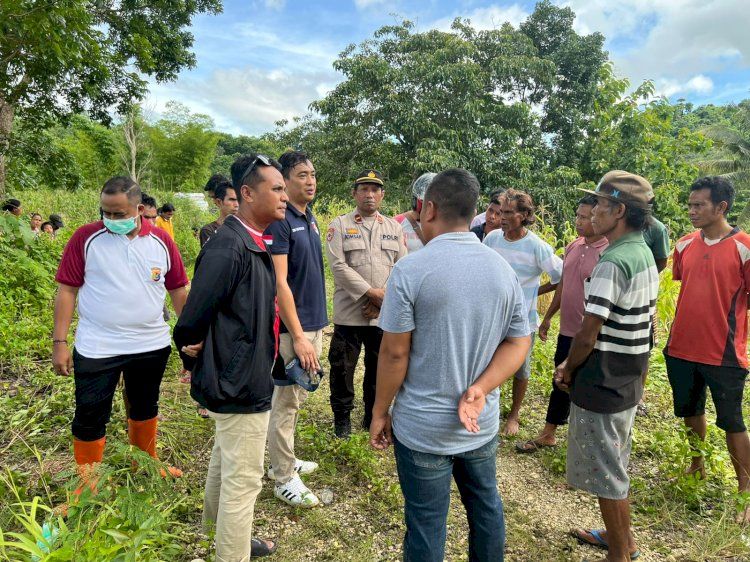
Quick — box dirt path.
[497,443,673,561]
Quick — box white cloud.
[560,0,749,95]
[263,0,286,10]
[430,4,528,32]
[656,74,714,97]
[146,65,340,136]
[354,0,387,8]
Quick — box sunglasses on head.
[241,154,272,186]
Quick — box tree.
[693,101,750,224]
[0,0,222,195]
[520,0,607,167]
[147,102,219,191]
[578,64,710,236]
[311,18,552,194]
[118,107,152,185]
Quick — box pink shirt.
[559,236,609,337]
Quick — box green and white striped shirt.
[571,231,660,413]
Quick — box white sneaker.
[274,475,320,507]
[267,458,318,480]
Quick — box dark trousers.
[72,346,171,441]
[328,324,383,422]
[545,335,574,426]
[394,435,504,562]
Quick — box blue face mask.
[104,216,138,235]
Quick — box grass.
[2,188,750,560]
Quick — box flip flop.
[571,528,641,560]
[251,538,278,557]
[515,439,556,454]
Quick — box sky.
[145,0,750,136]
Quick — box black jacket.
[174,215,277,414]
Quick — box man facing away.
[199,176,239,247]
[370,168,531,562]
[265,151,328,507]
[174,153,287,561]
[556,171,659,562]
[53,177,189,497]
[664,176,750,524]
[326,169,407,438]
[394,172,437,252]
[516,195,608,453]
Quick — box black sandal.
[251,538,278,557]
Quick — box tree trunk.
[0,97,15,199]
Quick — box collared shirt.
[379,232,529,455]
[264,204,328,332]
[666,228,750,368]
[326,209,407,326]
[571,232,659,413]
[55,218,189,358]
[559,236,609,337]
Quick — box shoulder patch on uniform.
[326,227,335,242]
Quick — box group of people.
[3,197,64,236]
[48,147,750,561]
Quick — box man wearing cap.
[664,176,750,523]
[327,169,407,438]
[555,171,659,562]
[394,172,436,252]
[265,151,327,507]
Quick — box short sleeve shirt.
[199,220,221,247]
[264,205,328,333]
[483,229,562,330]
[643,218,670,260]
[666,228,750,368]
[394,213,424,253]
[571,232,659,413]
[55,219,189,358]
[559,237,609,337]
[379,232,529,455]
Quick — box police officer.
[326,169,407,438]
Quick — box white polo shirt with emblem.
[56,219,189,358]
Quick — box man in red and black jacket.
[174,153,287,560]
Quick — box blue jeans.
[394,435,504,562]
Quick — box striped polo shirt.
[571,231,659,413]
[56,219,189,358]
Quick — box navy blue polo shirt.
[265,204,328,333]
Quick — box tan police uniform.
[326,168,407,434]
[326,210,407,326]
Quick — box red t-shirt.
[666,228,750,368]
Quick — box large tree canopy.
[0,0,223,194]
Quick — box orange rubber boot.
[128,417,182,478]
[73,437,106,496]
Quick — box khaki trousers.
[203,410,270,562]
[267,330,323,484]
